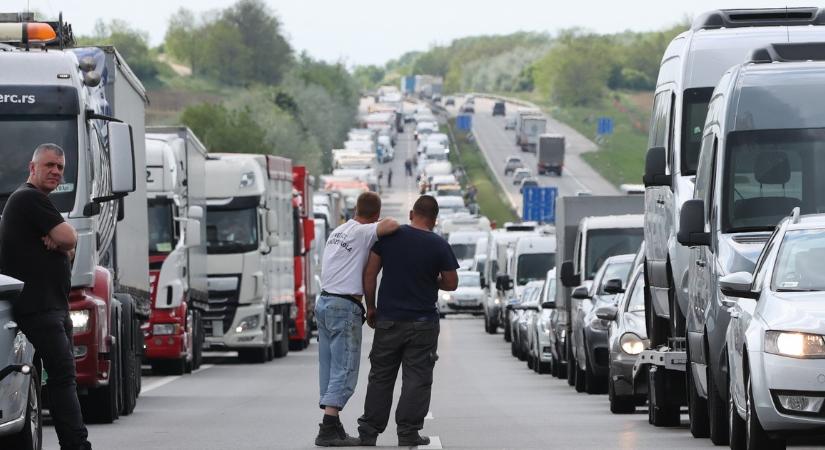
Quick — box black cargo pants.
[357,320,439,438]
[17,310,91,450]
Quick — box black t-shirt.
[372,225,459,321]
[0,183,71,316]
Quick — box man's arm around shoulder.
[376,218,400,237]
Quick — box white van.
[448,230,490,270]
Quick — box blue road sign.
[597,117,614,135]
[456,114,472,131]
[522,186,558,223]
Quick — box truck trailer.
[537,134,565,176]
[143,127,208,374]
[289,166,316,350]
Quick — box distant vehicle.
[724,212,825,449]
[505,116,517,130]
[465,96,476,105]
[445,96,455,106]
[512,168,531,185]
[415,121,437,141]
[537,134,565,176]
[519,177,539,194]
[460,103,475,114]
[527,269,557,374]
[483,227,540,335]
[432,94,442,103]
[438,271,484,317]
[504,156,524,175]
[436,184,462,197]
[435,195,466,216]
[517,116,547,153]
[449,230,490,270]
[492,101,506,116]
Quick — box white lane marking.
[141,376,180,394]
[560,164,588,192]
[425,411,433,420]
[416,436,442,449]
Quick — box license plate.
[212,320,224,337]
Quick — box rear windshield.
[585,229,644,280]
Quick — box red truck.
[289,166,316,350]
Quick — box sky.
[17,0,824,66]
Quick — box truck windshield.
[206,206,258,254]
[148,200,176,254]
[0,116,78,212]
[681,88,713,175]
[723,129,825,232]
[773,230,825,292]
[451,243,475,260]
[585,229,643,280]
[516,253,555,285]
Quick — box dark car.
[492,101,506,116]
[444,96,455,106]
[460,103,475,114]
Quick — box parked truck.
[289,166,316,350]
[143,127,208,374]
[551,196,643,386]
[537,134,565,176]
[204,154,294,362]
[0,16,148,423]
[516,115,547,153]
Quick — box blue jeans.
[316,295,363,410]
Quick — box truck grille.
[205,275,241,337]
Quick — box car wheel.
[729,371,746,450]
[566,340,576,386]
[504,317,512,342]
[0,365,42,449]
[608,373,635,414]
[584,348,606,394]
[575,360,586,393]
[510,336,519,358]
[745,375,785,450]
[687,357,710,438]
[708,367,730,445]
[647,367,680,427]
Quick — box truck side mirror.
[643,146,670,188]
[184,219,202,248]
[603,278,624,295]
[188,205,204,220]
[595,305,618,321]
[480,274,487,289]
[560,260,580,287]
[541,300,556,309]
[266,235,279,248]
[719,272,758,299]
[677,199,711,247]
[108,122,136,195]
[496,274,513,291]
[266,210,278,233]
[572,286,590,300]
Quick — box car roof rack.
[748,42,825,63]
[692,7,825,31]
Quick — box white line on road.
[141,364,215,394]
[416,436,442,449]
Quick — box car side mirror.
[643,146,671,188]
[561,260,580,288]
[541,301,556,309]
[595,305,619,321]
[572,285,590,300]
[720,272,759,299]
[677,199,711,247]
[603,278,624,295]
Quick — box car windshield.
[585,229,643,280]
[681,88,713,175]
[0,116,78,212]
[148,200,176,254]
[596,261,633,296]
[626,273,645,313]
[773,230,825,291]
[723,129,825,232]
[542,277,557,303]
[458,272,481,287]
[516,253,555,285]
[451,243,475,260]
[206,206,258,254]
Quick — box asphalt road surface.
[44,124,818,450]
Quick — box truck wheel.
[647,368,680,427]
[272,305,290,359]
[708,367,730,445]
[116,295,139,416]
[0,365,42,449]
[687,355,710,438]
[82,304,121,424]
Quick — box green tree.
[222,0,292,85]
[164,8,203,74]
[198,18,252,85]
[77,20,160,83]
[533,31,613,106]
[181,103,268,154]
[352,65,386,89]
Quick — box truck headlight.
[70,310,90,333]
[441,293,451,301]
[235,315,261,334]
[620,333,644,355]
[765,331,825,358]
[152,323,178,336]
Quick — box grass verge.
[443,120,518,225]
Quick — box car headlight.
[540,317,551,334]
[765,331,825,358]
[235,314,261,334]
[153,323,179,336]
[70,310,90,333]
[620,333,644,355]
[441,293,451,301]
[589,316,610,331]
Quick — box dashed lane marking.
[416,436,442,449]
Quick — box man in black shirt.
[357,195,458,447]
[0,143,91,450]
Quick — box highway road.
[445,96,618,215]
[44,126,818,450]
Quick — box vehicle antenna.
[791,206,800,224]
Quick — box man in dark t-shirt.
[357,195,458,447]
[0,143,91,449]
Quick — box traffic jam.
[1,6,825,450]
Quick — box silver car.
[724,212,825,448]
[527,270,557,374]
[509,281,543,360]
[438,271,484,316]
[597,265,648,414]
[0,274,40,449]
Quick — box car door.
[0,300,28,426]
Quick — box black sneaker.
[398,433,430,447]
[359,433,377,446]
[315,423,361,447]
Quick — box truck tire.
[708,366,729,445]
[117,294,139,416]
[686,352,710,438]
[272,305,290,359]
[0,365,42,449]
[82,304,121,424]
[647,367,680,427]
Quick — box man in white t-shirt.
[314,192,399,447]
